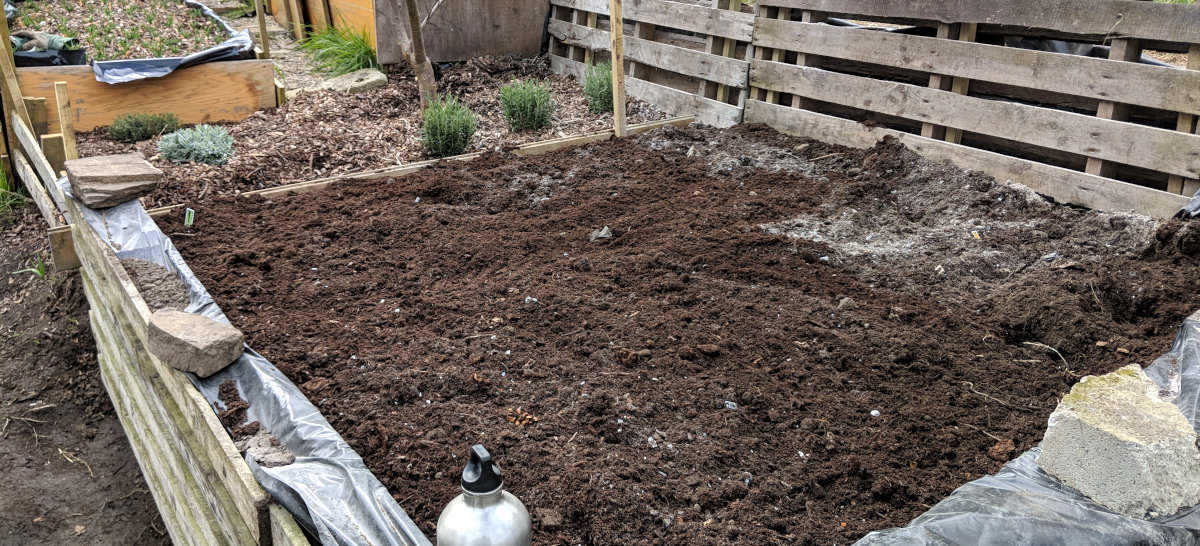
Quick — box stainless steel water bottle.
[436,444,532,546]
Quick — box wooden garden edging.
[15,60,277,132]
[547,0,1198,218]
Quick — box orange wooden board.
[16,60,276,132]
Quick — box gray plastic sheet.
[856,311,1200,545]
[60,178,432,546]
[91,0,253,84]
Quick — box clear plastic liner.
[60,179,432,546]
[91,0,254,84]
[856,312,1200,545]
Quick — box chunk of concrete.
[147,308,245,378]
[316,68,388,94]
[235,429,295,468]
[65,153,163,209]
[1037,364,1200,518]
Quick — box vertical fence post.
[609,0,627,137]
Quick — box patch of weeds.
[0,170,27,216]
[500,79,555,132]
[422,94,477,158]
[158,124,235,165]
[299,25,379,76]
[108,112,180,143]
[12,256,48,279]
[584,62,614,114]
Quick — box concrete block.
[65,153,163,209]
[1037,364,1200,517]
[316,68,388,94]
[147,308,245,378]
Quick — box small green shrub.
[584,62,613,114]
[108,112,180,143]
[500,79,554,132]
[158,124,234,165]
[422,95,476,158]
[300,25,379,76]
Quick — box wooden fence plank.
[942,23,976,144]
[753,20,1200,116]
[17,61,276,132]
[1169,44,1200,194]
[11,153,61,228]
[40,133,66,177]
[1085,38,1143,177]
[53,82,79,161]
[548,19,748,88]
[551,0,755,41]
[744,99,1189,218]
[750,61,1200,178]
[270,503,310,546]
[12,112,69,213]
[756,0,1200,44]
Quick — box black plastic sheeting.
[58,180,433,546]
[856,312,1200,545]
[91,0,253,84]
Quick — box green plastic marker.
[184,208,195,227]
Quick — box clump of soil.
[217,379,294,467]
[120,258,190,311]
[215,379,259,438]
[76,56,667,209]
[164,124,1200,544]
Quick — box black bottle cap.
[461,444,503,493]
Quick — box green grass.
[299,25,379,76]
[0,170,26,215]
[422,94,477,158]
[584,62,614,114]
[500,79,555,132]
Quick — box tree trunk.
[395,0,437,109]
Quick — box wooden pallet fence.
[547,0,752,127]
[744,0,1200,217]
[66,193,309,545]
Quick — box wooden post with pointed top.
[608,0,627,137]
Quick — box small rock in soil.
[837,296,859,310]
[535,508,563,531]
[696,344,721,356]
[988,438,1016,462]
[724,401,738,411]
[589,226,612,242]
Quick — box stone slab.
[65,153,163,209]
[147,308,245,378]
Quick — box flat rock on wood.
[65,154,162,209]
[1037,364,1200,518]
[147,308,245,378]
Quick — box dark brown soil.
[76,56,668,209]
[216,379,260,439]
[0,209,168,544]
[120,258,190,311]
[162,124,1200,545]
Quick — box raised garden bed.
[77,56,667,209]
[12,0,229,60]
[161,124,1200,544]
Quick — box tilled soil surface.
[0,210,168,545]
[164,124,1200,544]
[77,56,667,209]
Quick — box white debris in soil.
[236,429,296,468]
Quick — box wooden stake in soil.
[255,0,271,59]
[608,0,627,137]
